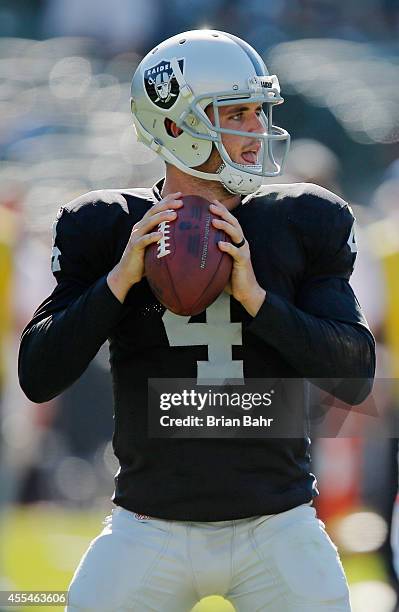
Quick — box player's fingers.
[209,201,240,227]
[133,209,177,236]
[146,208,178,228]
[132,231,163,251]
[218,240,248,261]
[146,192,183,217]
[211,217,243,244]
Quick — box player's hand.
[107,192,183,303]
[210,200,266,316]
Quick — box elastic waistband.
[115,501,314,530]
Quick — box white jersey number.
[347,223,357,254]
[162,292,243,384]
[51,220,61,273]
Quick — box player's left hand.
[210,201,266,316]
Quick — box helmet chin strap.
[217,163,263,195]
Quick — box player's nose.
[247,113,265,134]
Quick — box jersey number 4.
[162,292,243,384]
[51,220,61,273]
[347,223,357,254]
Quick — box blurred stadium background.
[1,0,399,610]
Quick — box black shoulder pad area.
[52,188,155,282]
[251,182,356,278]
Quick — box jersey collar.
[152,177,256,208]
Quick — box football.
[145,195,232,315]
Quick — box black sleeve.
[18,202,124,403]
[247,202,376,405]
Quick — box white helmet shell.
[130,30,290,195]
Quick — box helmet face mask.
[178,86,289,175]
[131,30,290,195]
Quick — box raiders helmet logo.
[144,59,184,109]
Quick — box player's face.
[206,102,265,167]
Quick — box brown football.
[144,195,232,316]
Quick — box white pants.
[66,504,350,612]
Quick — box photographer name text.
[159,415,274,428]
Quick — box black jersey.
[18,181,375,520]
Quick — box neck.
[161,166,241,211]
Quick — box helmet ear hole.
[165,118,183,138]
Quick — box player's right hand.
[107,192,183,303]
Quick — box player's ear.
[164,118,183,138]
[205,103,215,123]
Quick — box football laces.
[157,219,171,258]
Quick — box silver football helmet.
[130,30,290,195]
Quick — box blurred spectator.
[282,138,342,193]
[41,0,162,54]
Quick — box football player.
[19,30,375,611]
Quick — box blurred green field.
[1,506,234,612]
[0,505,391,612]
